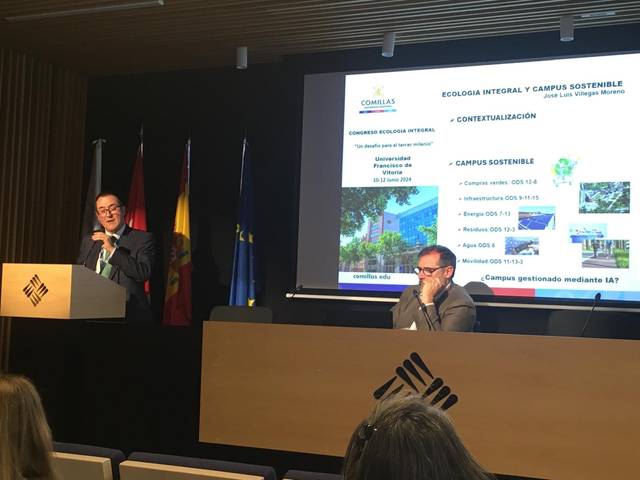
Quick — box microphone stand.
[579,292,601,337]
[82,239,101,267]
[290,284,303,300]
[413,289,436,331]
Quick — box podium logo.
[372,352,459,410]
[23,274,48,306]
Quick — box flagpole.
[80,138,106,237]
[239,137,247,195]
[92,138,105,197]
[186,138,191,194]
[139,123,144,157]
[229,137,256,306]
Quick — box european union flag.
[229,138,257,306]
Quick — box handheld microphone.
[412,289,435,331]
[579,292,601,337]
[81,234,102,267]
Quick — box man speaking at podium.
[392,245,476,331]
[77,192,155,324]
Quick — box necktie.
[99,248,112,278]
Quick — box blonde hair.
[343,395,495,480]
[0,374,55,480]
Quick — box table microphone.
[290,284,303,299]
[579,292,601,337]
[413,289,435,330]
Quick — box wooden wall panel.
[0,48,87,371]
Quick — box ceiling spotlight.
[560,15,574,42]
[382,32,396,58]
[236,46,248,70]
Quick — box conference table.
[200,322,640,480]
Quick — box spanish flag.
[163,140,192,326]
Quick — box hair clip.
[359,423,377,441]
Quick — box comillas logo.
[359,86,397,114]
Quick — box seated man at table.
[392,245,476,331]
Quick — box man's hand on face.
[420,276,446,304]
[92,231,116,254]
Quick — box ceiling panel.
[1,0,639,75]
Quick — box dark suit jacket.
[77,226,155,324]
[391,282,476,332]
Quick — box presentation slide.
[336,53,639,302]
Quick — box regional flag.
[163,140,192,326]
[125,130,148,231]
[229,138,256,306]
[124,130,150,295]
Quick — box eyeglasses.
[96,204,121,217]
[414,265,449,275]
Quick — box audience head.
[343,394,494,480]
[0,374,55,480]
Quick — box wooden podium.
[0,263,125,319]
[200,322,640,480]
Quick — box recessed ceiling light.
[579,11,616,19]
